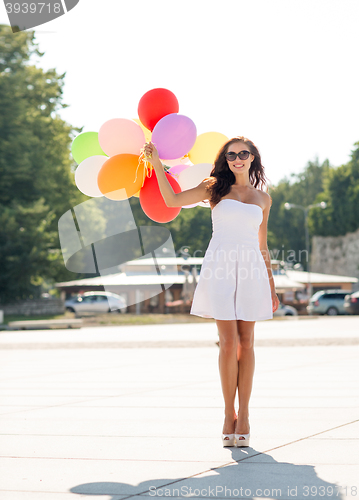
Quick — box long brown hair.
[205,136,268,207]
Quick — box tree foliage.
[129,198,212,259]
[309,142,359,237]
[268,158,330,269]
[1,25,358,302]
[268,145,359,269]
[0,25,86,303]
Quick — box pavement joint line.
[0,405,355,420]
[141,417,359,494]
[5,420,357,464]
[0,491,83,496]
[72,419,359,498]
[0,489,155,498]
[256,356,359,373]
[0,456,229,464]
[115,456,246,500]
[0,369,204,387]
[1,339,359,349]
[0,342,218,349]
[0,425,357,437]
[0,378,222,419]
[0,381,222,418]
[244,417,359,458]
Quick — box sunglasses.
[225,151,252,161]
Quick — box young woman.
[143,137,279,448]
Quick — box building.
[56,257,358,314]
[56,257,200,314]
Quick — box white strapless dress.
[190,199,273,321]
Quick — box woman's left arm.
[258,194,280,313]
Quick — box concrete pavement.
[0,316,358,499]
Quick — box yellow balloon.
[189,132,229,165]
[133,119,152,143]
[133,190,140,198]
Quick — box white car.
[273,303,298,317]
[65,292,127,315]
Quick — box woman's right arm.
[143,142,212,208]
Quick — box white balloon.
[178,163,213,208]
[75,155,108,197]
[198,200,211,208]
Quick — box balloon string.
[135,143,172,187]
[135,147,153,187]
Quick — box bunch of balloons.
[71,88,229,223]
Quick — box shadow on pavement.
[69,446,344,499]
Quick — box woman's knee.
[239,334,254,350]
[219,334,238,354]
[237,321,255,350]
[217,322,238,354]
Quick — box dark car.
[344,291,359,315]
[307,289,348,316]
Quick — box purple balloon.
[152,114,197,160]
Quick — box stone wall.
[311,227,359,289]
[0,299,65,317]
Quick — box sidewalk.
[0,317,358,499]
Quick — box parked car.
[65,292,127,315]
[307,290,348,316]
[273,303,298,317]
[344,291,359,315]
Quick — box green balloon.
[71,132,107,164]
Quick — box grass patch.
[84,313,214,326]
[2,312,214,327]
[3,314,66,325]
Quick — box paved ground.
[0,316,358,499]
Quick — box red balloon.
[140,170,182,222]
[138,88,179,132]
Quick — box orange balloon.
[97,154,145,200]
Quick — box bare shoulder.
[258,190,272,209]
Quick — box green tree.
[0,25,86,303]
[129,198,212,258]
[268,158,330,269]
[309,142,359,237]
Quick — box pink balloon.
[168,165,198,208]
[160,157,192,166]
[152,114,197,160]
[98,118,145,157]
[168,164,189,177]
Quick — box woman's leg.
[236,320,255,436]
[216,319,239,434]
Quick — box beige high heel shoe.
[235,432,250,447]
[235,422,250,447]
[222,433,236,447]
[222,417,237,447]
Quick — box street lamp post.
[284,201,327,298]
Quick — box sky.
[1,0,359,186]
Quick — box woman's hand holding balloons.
[140,141,182,222]
[70,87,226,222]
[143,142,161,168]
